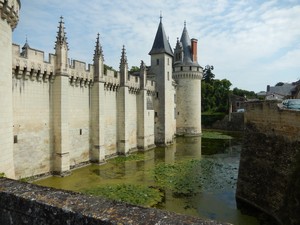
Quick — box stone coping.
[0,178,232,225]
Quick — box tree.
[201,71,232,113]
[232,87,257,99]
[275,82,284,86]
[129,66,140,73]
[203,65,215,83]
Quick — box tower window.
[181,66,183,71]
[167,72,170,81]
[14,135,18,144]
[167,58,170,65]
[156,59,159,65]
[155,112,158,117]
[80,129,82,135]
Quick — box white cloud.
[13,0,300,92]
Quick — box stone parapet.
[173,71,202,80]
[0,178,232,225]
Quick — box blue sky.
[13,0,300,92]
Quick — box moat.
[35,131,259,225]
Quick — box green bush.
[202,112,226,126]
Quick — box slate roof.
[179,24,199,66]
[267,83,296,97]
[149,18,173,57]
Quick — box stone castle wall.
[8,42,156,179]
[236,100,300,225]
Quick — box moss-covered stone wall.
[236,101,300,225]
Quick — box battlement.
[69,59,94,86]
[172,71,202,80]
[0,0,20,29]
[145,79,156,93]
[102,69,120,91]
[126,74,140,93]
[12,44,55,82]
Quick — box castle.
[0,0,202,179]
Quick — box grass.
[82,184,163,207]
[109,153,144,163]
[153,160,202,196]
[202,130,233,140]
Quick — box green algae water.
[34,131,259,225]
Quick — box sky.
[13,0,300,93]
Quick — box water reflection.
[34,132,259,225]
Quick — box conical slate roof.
[149,18,173,57]
[180,25,192,63]
[178,23,199,66]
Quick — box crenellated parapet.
[0,0,20,30]
[12,44,55,83]
[69,59,93,87]
[102,69,120,91]
[172,71,202,80]
[173,65,203,80]
[126,74,140,94]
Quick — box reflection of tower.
[164,136,202,163]
[0,0,21,178]
[173,22,203,136]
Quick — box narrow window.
[181,66,183,71]
[14,135,18,144]
[156,59,159,65]
[167,72,170,81]
[156,92,159,98]
[80,129,82,135]
[167,58,170,65]
[155,112,158,117]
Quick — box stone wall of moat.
[0,178,231,225]
[236,100,300,225]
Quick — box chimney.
[191,38,198,62]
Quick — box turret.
[93,33,104,80]
[54,16,69,72]
[0,0,21,178]
[173,22,202,136]
[21,37,30,57]
[119,45,128,86]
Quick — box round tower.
[0,0,20,178]
[173,23,202,136]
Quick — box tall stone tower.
[149,16,176,145]
[52,17,70,174]
[173,23,202,136]
[0,0,20,178]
